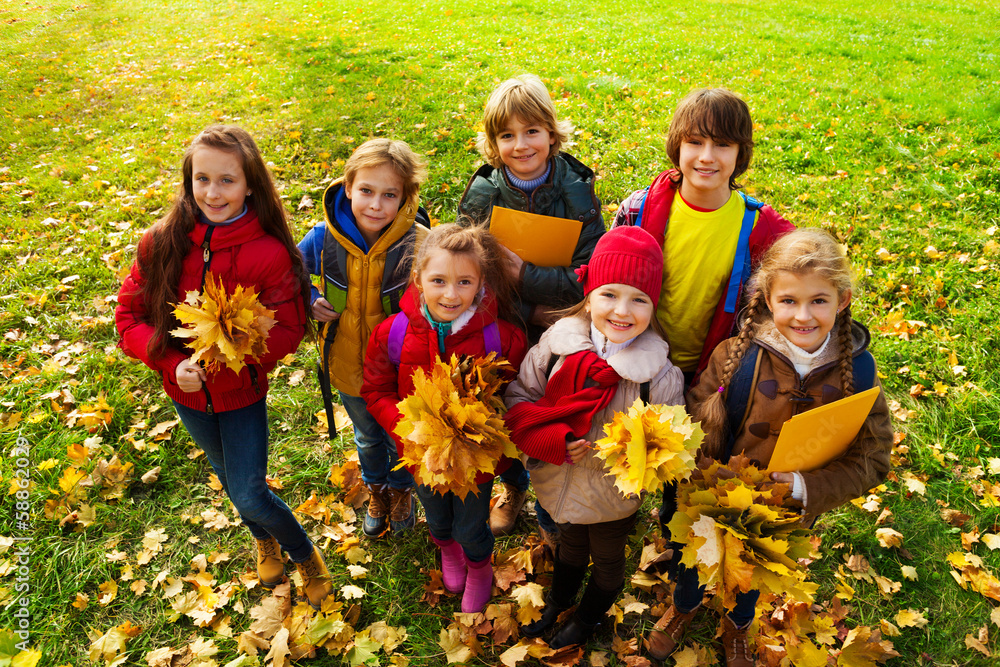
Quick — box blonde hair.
[476,74,573,168]
[695,228,856,458]
[343,138,427,202]
[411,222,519,324]
[665,88,754,190]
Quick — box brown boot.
[644,604,699,660]
[294,546,332,609]
[489,482,526,536]
[363,484,390,538]
[255,536,284,588]
[720,616,756,667]
[388,487,416,533]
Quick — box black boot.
[522,559,587,638]
[548,582,621,649]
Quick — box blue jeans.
[340,393,414,490]
[673,562,759,628]
[173,399,313,562]
[416,480,494,563]
[499,459,557,534]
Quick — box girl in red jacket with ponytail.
[115,125,331,609]
[362,223,527,614]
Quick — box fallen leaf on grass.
[837,626,899,666]
[965,626,991,657]
[874,528,903,549]
[894,608,928,628]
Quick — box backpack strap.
[387,312,409,368]
[483,321,502,356]
[640,381,650,404]
[852,350,877,392]
[389,314,503,368]
[723,343,762,462]
[723,194,763,314]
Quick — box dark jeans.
[499,458,557,534]
[340,393,414,490]
[672,562,759,628]
[416,479,494,563]
[173,398,313,562]
[557,512,638,590]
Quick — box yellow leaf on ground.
[894,608,929,628]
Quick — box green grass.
[2,0,999,664]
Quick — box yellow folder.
[488,206,583,267]
[767,387,881,472]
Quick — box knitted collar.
[504,161,552,194]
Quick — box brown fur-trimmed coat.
[688,319,893,523]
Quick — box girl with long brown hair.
[115,125,330,609]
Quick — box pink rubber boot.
[432,536,467,593]
[462,556,494,613]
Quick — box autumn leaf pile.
[395,353,518,499]
[592,400,703,497]
[171,272,276,374]
[667,455,819,611]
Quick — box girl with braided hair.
[646,228,893,666]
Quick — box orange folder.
[488,206,582,267]
[767,387,881,472]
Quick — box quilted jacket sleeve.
[115,258,188,377]
[297,221,325,305]
[253,247,307,366]
[360,316,404,442]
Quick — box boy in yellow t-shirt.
[614,87,794,383]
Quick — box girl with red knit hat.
[504,226,685,648]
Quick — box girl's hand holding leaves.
[592,399,704,497]
[667,455,819,612]
[171,272,276,374]
[394,353,518,500]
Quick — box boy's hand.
[500,246,524,283]
[565,438,591,465]
[769,472,795,485]
[311,297,341,322]
[176,358,206,393]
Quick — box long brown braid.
[695,289,767,459]
[694,227,854,459]
[836,307,856,397]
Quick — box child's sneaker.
[363,484,389,538]
[388,487,415,533]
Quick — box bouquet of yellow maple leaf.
[171,272,276,374]
[593,399,703,497]
[667,455,819,612]
[394,353,518,500]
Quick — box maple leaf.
[593,400,703,497]
[395,354,518,500]
[87,624,131,662]
[836,626,899,666]
[510,582,546,624]
[668,455,818,611]
[365,621,407,653]
[264,627,291,667]
[486,603,520,644]
[249,595,288,638]
[874,528,902,549]
[438,623,479,664]
[171,272,276,374]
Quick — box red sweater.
[115,208,307,413]
[361,284,528,484]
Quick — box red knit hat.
[575,226,663,307]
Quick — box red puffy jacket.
[115,208,307,413]
[361,284,528,483]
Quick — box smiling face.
[766,270,851,353]
[191,146,249,223]
[417,248,483,323]
[677,134,739,209]
[586,283,654,345]
[345,164,404,246]
[495,115,555,182]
